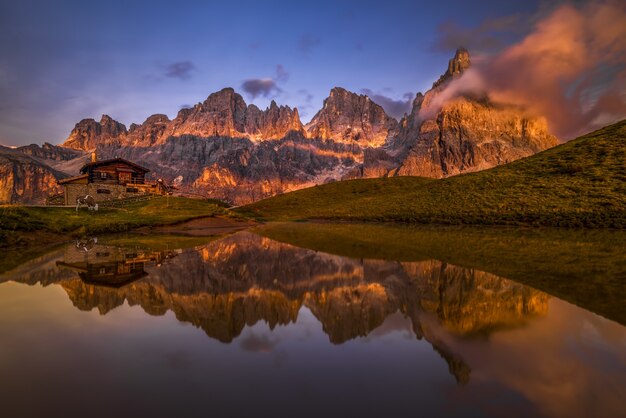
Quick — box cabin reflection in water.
[56,241,179,287]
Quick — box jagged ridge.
[5,49,559,204]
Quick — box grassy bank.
[238,120,626,227]
[258,222,626,325]
[0,196,226,249]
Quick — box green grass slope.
[0,197,225,249]
[238,120,626,227]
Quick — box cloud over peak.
[428,1,626,139]
[241,65,290,99]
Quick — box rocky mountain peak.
[432,48,471,89]
[245,100,304,140]
[392,47,557,179]
[62,115,127,151]
[305,87,398,147]
[124,114,171,147]
[165,87,247,138]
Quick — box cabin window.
[126,187,138,193]
[99,267,106,275]
[100,172,107,179]
[97,189,111,194]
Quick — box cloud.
[426,1,626,139]
[164,61,195,80]
[361,89,414,119]
[298,34,321,54]
[241,65,289,99]
[241,79,280,99]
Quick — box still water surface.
[0,224,625,418]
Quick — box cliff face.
[396,99,558,177]
[62,114,127,151]
[125,114,171,147]
[0,146,66,204]
[100,135,361,204]
[17,142,84,161]
[391,48,558,177]
[305,87,398,147]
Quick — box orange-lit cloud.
[434,1,626,140]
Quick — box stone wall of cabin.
[64,183,155,205]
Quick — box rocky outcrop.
[164,88,249,139]
[391,48,558,177]
[125,114,170,147]
[397,99,558,177]
[17,142,84,161]
[305,87,398,147]
[95,134,361,204]
[431,47,471,90]
[245,100,304,140]
[62,114,127,151]
[0,146,66,204]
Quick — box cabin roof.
[58,174,89,184]
[79,157,150,174]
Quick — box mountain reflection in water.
[4,231,548,384]
[1,227,624,418]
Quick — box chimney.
[91,150,97,163]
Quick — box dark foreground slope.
[238,120,626,228]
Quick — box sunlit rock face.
[395,98,558,177]
[375,48,558,178]
[432,47,471,90]
[163,88,304,140]
[305,87,399,147]
[0,146,65,203]
[125,114,171,147]
[62,114,127,151]
[9,48,554,204]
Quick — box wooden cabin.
[58,155,159,205]
[80,157,149,185]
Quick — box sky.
[0,0,623,146]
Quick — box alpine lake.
[1,221,624,418]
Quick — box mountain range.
[1,49,558,204]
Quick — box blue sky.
[0,0,545,146]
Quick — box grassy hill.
[238,120,626,227]
[0,197,226,248]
